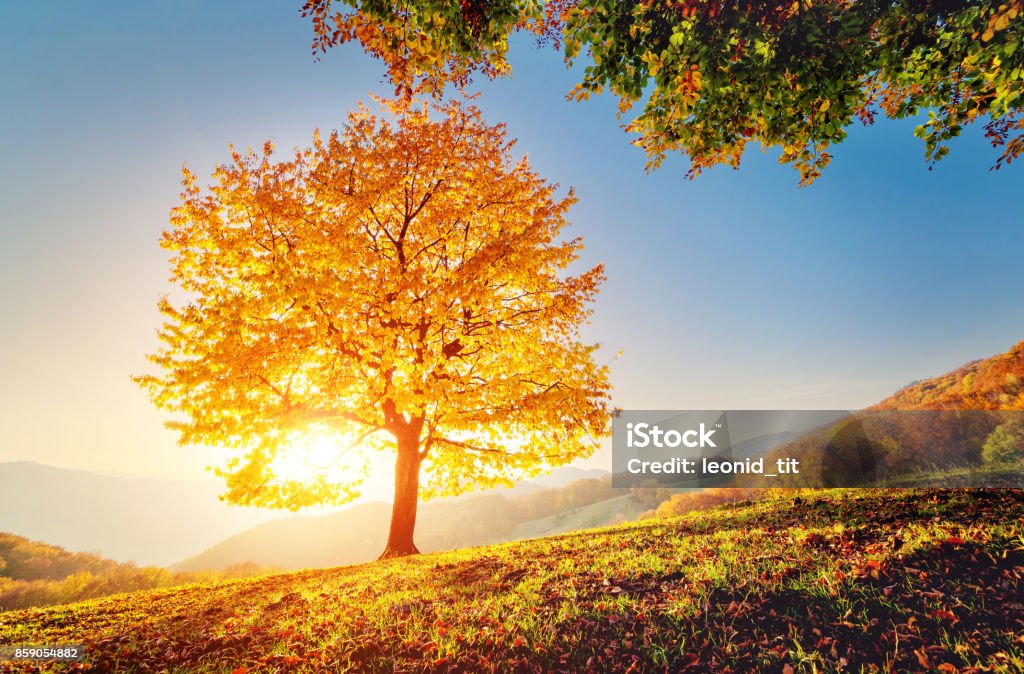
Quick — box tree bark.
[379,428,423,559]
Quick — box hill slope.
[875,339,1024,410]
[3,489,1021,672]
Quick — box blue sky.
[1,0,1022,483]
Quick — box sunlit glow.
[268,428,395,504]
[270,431,348,482]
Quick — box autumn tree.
[982,425,1023,466]
[301,0,1024,185]
[136,98,612,558]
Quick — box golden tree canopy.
[137,98,612,510]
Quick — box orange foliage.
[874,340,1024,411]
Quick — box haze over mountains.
[173,478,642,572]
[0,462,277,566]
[0,462,610,568]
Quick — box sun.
[269,430,348,483]
[267,427,396,504]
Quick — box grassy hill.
[875,340,1024,410]
[2,489,1021,672]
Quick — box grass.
[1,489,1022,673]
[881,459,1024,488]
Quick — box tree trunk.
[379,429,422,559]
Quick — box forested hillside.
[876,341,1024,410]
[0,534,269,612]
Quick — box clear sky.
[2,1,1022,489]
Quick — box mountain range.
[0,462,610,568]
[0,462,276,566]
[173,470,639,571]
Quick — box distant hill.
[504,495,645,540]
[0,532,134,584]
[506,466,609,491]
[0,463,276,566]
[0,460,610,571]
[874,339,1024,409]
[175,475,641,572]
[750,338,1024,488]
[728,431,803,458]
[0,532,271,611]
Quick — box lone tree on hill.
[136,98,613,558]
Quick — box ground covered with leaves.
[2,489,1022,673]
